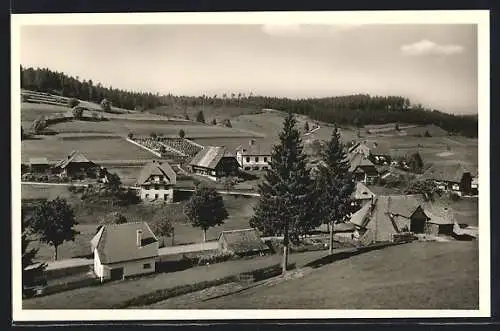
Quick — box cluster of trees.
[250,112,355,274]
[21,66,161,110]
[21,66,477,137]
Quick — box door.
[110,267,124,281]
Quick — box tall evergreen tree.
[250,111,315,274]
[315,125,355,254]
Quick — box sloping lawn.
[181,241,478,309]
[22,250,325,309]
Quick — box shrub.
[68,98,80,108]
[127,133,134,140]
[196,251,235,265]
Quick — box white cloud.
[400,39,464,56]
[261,24,363,37]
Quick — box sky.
[19,24,478,114]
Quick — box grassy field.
[20,103,69,122]
[21,137,156,162]
[148,104,263,123]
[23,250,326,309]
[172,240,478,309]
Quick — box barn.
[218,228,270,256]
[189,146,240,181]
[423,203,455,236]
[348,153,379,185]
[422,163,477,196]
[53,150,96,178]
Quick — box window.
[154,185,159,190]
[255,157,259,162]
[145,194,149,199]
[164,194,169,200]
[143,263,151,269]
[244,166,251,170]
[154,194,159,199]
[246,157,250,163]
[264,157,268,162]
[262,166,268,170]
[253,166,259,170]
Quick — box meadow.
[170,240,478,309]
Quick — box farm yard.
[165,240,478,310]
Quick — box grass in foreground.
[171,241,478,309]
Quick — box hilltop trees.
[250,112,315,274]
[314,125,355,254]
[178,129,186,139]
[28,197,79,261]
[184,184,228,242]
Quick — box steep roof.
[348,140,391,156]
[29,157,49,165]
[422,163,477,183]
[237,140,273,156]
[90,222,158,264]
[135,160,177,186]
[218,228,269,254]
[423,201,455,225]
[348,194,425,241]
[349,153,377,173]
[351,182,375,200]
[189,146,235,170]
[54,150,93,169]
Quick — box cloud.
[261,24,363,37]
[400,39,464,56]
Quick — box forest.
[20,66,478,137]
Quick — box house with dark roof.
[348,140,391,165]
[29,157,50,173]
[348,194,427,243]
[218,228,270,256]
[350,182,376,212]
[135,160,177,203]
[422,163,477,196]
[90,222,159,282]
[53,150,96,178]
[348,153,379,185]
[235,139,273,171]
[189,146,240,181]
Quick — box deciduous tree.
[29,198,79,260]
[178,129,185,139]
[196,110,205,123]
[184,184,228,242]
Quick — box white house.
[235,139,272,171]
[90,222,159,282]
[135,160,177,203]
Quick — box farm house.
[350,182,376,212]
[235,139,273,171]
[90,222,159,282]
[348,140,391,165]
[52,150,96,178]
[422,163,477,196]
[423,203,455,236]
[135,160,177,203]
[348,153,379,185]
[189,146,240,180]
[218,228,270,256]
[348,194,426,243]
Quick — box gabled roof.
[348,194,425,241]
[351,182,375,200]
[422,163,477,183]
[136,160,177,186]
[349,153,377,173]
[29,157,49,165]
[218,228,269,254]
[348,140,391,156]
[189,146,235,170]
[54,150,93,169]
[90,222,158,264]
[237,140,273,156]
[423,201,455,225]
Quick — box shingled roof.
[423,201,455,225]
[218,228,269,255]
[135,160,177,186]
[54,150,93,169]
[189,146,234,170]
[236,140,273,156]
[351,182,375,201]
[422,163,477,183]
[349,140,391,156]
[90,222,158,264]
[348,153,377,173]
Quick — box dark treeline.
[21,66,478,137]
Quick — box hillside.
[20,66,478,138]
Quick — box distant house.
[90,222,159,282]
[189,146,240,181]
[135,160,177,203]
[235,139,272,171]
[218,228,270,256]
[29,157,50,173]
[350,182,375,212]
[53,150,96,177]
[348,140,391,165]
[471,175,478,195]
[422,163,477,196]
[349,153,379,185]
[348,194,427,243]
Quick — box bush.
[68,98,80,108]
[449,192,461,201]
[127,133,134,140]
[196,251,235,265]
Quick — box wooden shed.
[218,228,270,256]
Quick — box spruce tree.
[250,111,315,274]
[315,124,355,254]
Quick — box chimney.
[136,229,142,247]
